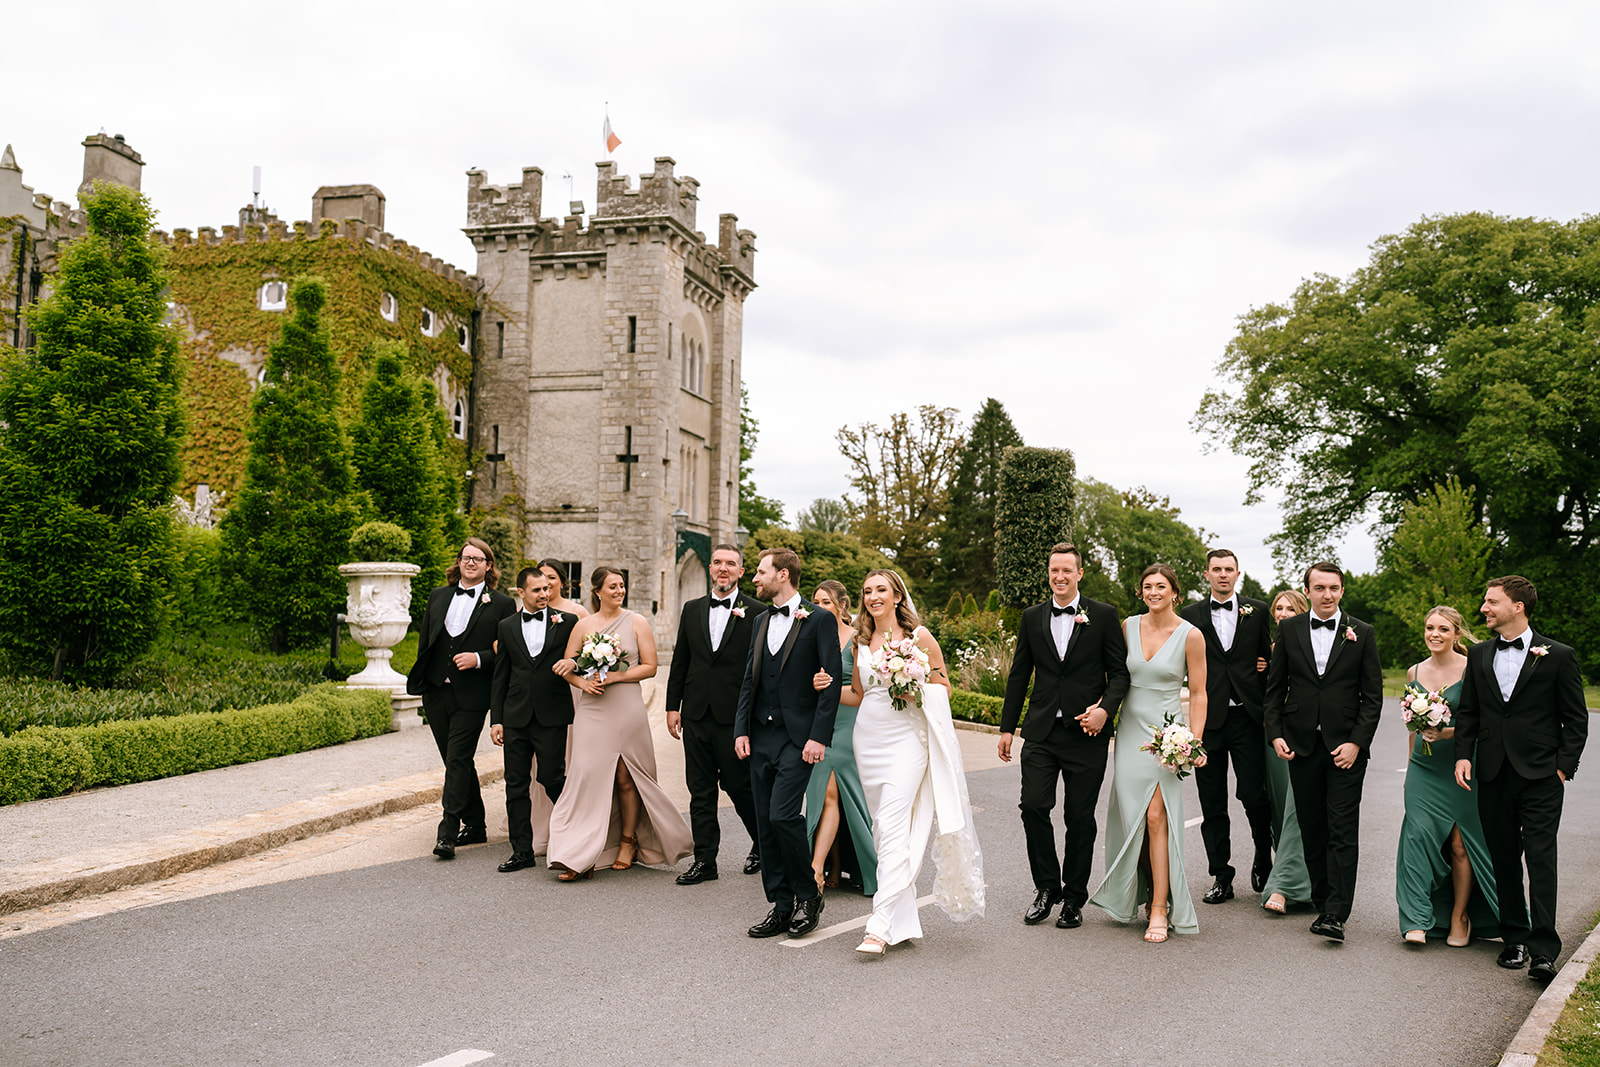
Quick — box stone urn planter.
[338,561,423,729]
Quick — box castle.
[0,134,758,650]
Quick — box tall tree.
[349,343,458,614]
[738,385,784,532]
[1380,478,1494,642]
[837,404,965,582]
[0,184,184,680]
[221,277,364,651]
[796,497,852,533]
[995,446,1074,608]
[1072,479,1209,612]
[938,398,1023,599]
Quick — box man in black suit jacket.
[1455,575,1588,981]
[405,537,519,859]
[665,544,766,885]
[1264,561,1383,941]
[489,567,579,872]
[735,547,843,939]
[999,543,1131,930]
[1180,549,1275,903]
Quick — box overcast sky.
[9,0,1598,585]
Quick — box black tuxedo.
[406,583,518,841]
[665,592,766,863]
[1001,597,1131,905]
[735,598,843,907]
[491,608,579,857]
[1455,630,1588,959]
[1263,610,1383,922]
[1181,595,1274,883]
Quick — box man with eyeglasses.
[407,537,519,859]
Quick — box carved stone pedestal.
[338,561,423,730]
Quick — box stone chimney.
[311,184,386,229]
[79,132,144,199]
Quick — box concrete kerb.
[0,755,505,917]
[1499,920,1600,1065]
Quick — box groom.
[735,547,843,939]
[1455,575,1587,982]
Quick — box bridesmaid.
[805,581,877,895]
[1397,606,1499,945]
[547,567,692,879]
[538,559,591,620]
[1261,590,1314,913]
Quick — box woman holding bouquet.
[1261,591,1314,914]
[1396,606,1499,945]
[1088,564,1207,942]
[850,569,984,954]
[806,581,877,896]
[547,567,692,880]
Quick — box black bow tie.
[774,604,791,617]
[1310,616,1337,630]
[1496,636,1525,652]
[522,610,545,623]
[710,598,733,610]
[1211,601,1233,612]
[455,585,478,597]
[1051,603,1078,617]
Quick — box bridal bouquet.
[1400,686,1452,755]
[867,636,931,711]
[574,631,630,682]
[1141,713,1205,779]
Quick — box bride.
[848,569,985,954]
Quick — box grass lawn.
[1539,954,1600,1066]
[1382,668,1600,708]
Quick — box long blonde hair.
[1424,604,1476,656]
[1271,589,1309,616]
[814,580,852,625]
[854,569,919,643]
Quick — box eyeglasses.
[458,554,488,564]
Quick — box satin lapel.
[462,590,492,637]
[754,612,772,669]
[1479,642,1507,707]
[1037,606,1057,663]
[1325,615,1350,675]
[427,590,451,643]
[778,606,807,674]
[1196,607,1223,658]
[1063,609,1086,663]
[1296,614,1317,674]
[703,598,716,650]
[1508,630,1543,705]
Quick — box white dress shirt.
[1209,596,1238,651]
[1495,625,1532,701]
[1309,609,1340,675]
[708,590,736,652]
[521,610,547,658]
[444,583,483,638]
[1050,596,1081,661]
[767,592,801,655]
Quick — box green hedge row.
[0,684,391,806]
[950,687,1005,726]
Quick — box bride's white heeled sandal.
[855,934,887,955]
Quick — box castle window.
[380,292,398,322]
[627,315,637,354]
[451,398,466,439]
[259,281,287,312]
[496,321,505,359]
[420,308,437,337]
[457,324,470,352]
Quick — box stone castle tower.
[464,157,757,646]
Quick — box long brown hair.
[854,569,919,644]
[814,580,852,625]
[589,566,625,612]
[447,536,501,588]
[1424,605,1477,656]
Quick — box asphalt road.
[6,707,1598,1067]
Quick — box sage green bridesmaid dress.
[1088,617,1199,935]
[1260,735,1313,908]
[1395,678,1499,939]
[804,640,878,894]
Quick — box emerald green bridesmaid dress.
[804,640,878,894]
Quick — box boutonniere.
[550,612,564,625]
[1344,626,1357,643]
[1074,609,1089,625]
[1532,644,1551,657]
[731,605,746,618]
[794,606,811,620]
[1239,604,1255,617]
[481,593,491,604]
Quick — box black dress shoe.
[1203,879,1235,905]
[1251,857,1272,894]
[676,860,719,885]
[433,839,456,860]
[748,906,794,938]
[1024,889,1062,925]
[1055,903,1084,929]
[497,852,536,872]
[788,896,825,937]
[1498,943,1530,969]
[1529,956,1559,982]
[743,850,762,875]
[456,826,488,846]
[1309,915,1345,941]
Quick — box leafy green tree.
[1381,478,1494,646]
[1239,572,1269,602]
[995,446,1075,608]
[221,277,364,651]
[739,526,906,608]
[938,398,1023,600]
[0,184,184,680]
[739,386,785,531]
[1072,479,1208,611]
[837,404,965,583]
[796,497,852,533]
[349,343,459,614]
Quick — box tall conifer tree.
[938,398,1023,598]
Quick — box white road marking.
[415,1051,494,1067]
[781,894,937,948]
[1184,815,1203,828]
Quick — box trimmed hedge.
[950,687,1005,726]
[996,446,1075,609]
[0,684,391,805]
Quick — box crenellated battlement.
[465,166,543,228]
[595,156,698,230]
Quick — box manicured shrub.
[949,687,1005,726]
[995,446,1075,609]
[349,521,413,563]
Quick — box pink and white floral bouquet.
[867,636,931,711]
[1400,686,1452,755]
[1141,712,1205,779]
[575,631,630,682]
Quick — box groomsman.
[489,567,579,872]
[1264,561,1382,941]
[1181,549,1274,903]
[406,538,519,859]
[999,543,1130,930]
[665,544,766,885]
[1455,576,1588,982]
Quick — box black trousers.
[1478,768,1565,960]
[682,715,759,864]
[424,686,487,840]
[1286,738,1367,922]
[1019,724,1109,906]
[748,724,818,909]
[1195,707,1273,881]
[503,720,567,857]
